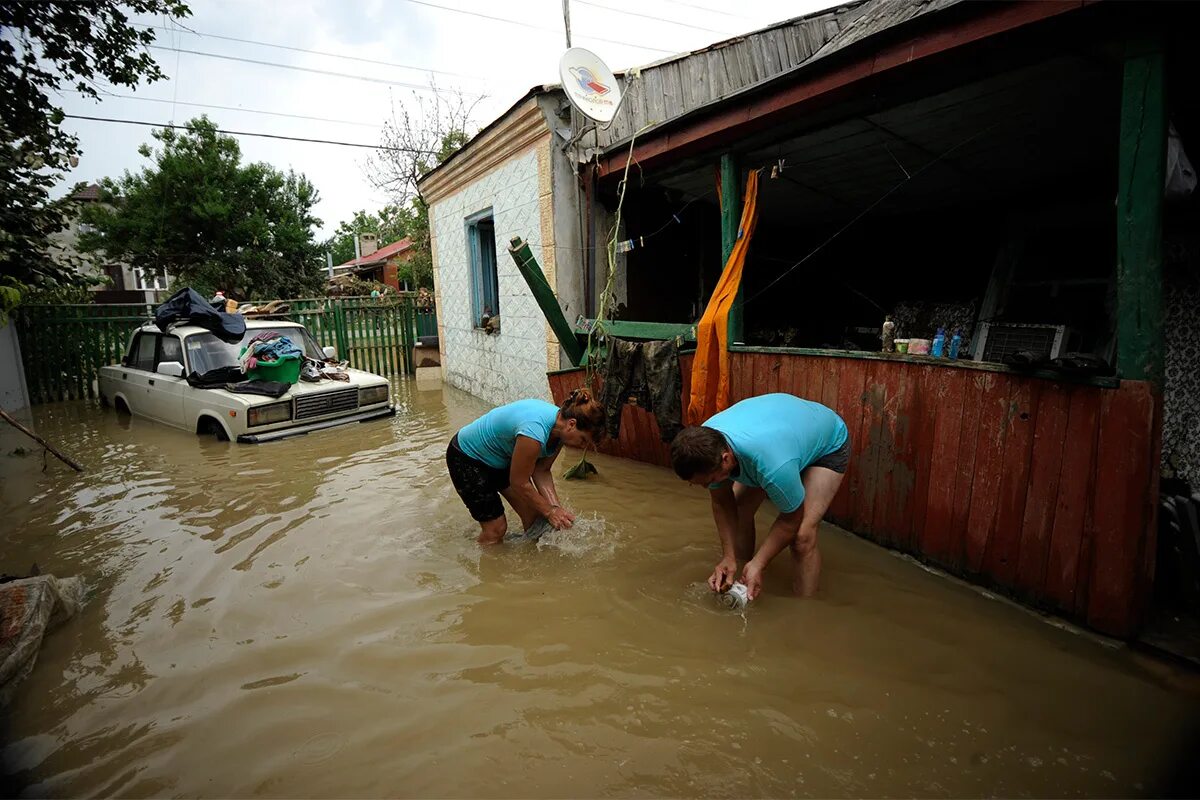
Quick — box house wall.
[549,351,1158,639]
[430,145,554,405]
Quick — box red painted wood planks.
[821,358,840,411]
[830,359,867,524]
[906,365,940,555]
[1042,387,1101,615]
[964,373,1010,575]
[919,367,967,568]
[1014,381,1071,603]
[871,362,912,548]
[852,361,887,538]
[983,378,1039,588]
[1087,381,1156,637]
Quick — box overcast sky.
[54,0,837,241]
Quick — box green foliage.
[80,116,326,299]
[324,206,410,266]
[0,0,191,308]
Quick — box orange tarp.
[686,169,761,424]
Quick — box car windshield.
[183,326,326,374]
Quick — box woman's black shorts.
[446,434,511,522]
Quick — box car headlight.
[359,384,390,406]
[247,400,293,427]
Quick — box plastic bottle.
[948,329,962,359]
[931,327,946,357]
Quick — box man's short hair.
[671,426,727,479]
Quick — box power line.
[573,0,733,35]
[136,22,484,81]
[63,114,433,153]
[653,0,753,20]
[145,45,485,96]
[396,0,678,55]
[66,89,384,129]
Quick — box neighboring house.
[422,0,1200,641]
[47,184,172,304]
[334,234,414,292]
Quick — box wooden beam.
[1115,34,1166,383]
[596,1,1088,179]
[720,154,744,345]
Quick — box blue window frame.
[466,209,499,328]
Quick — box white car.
[98,320,395,443]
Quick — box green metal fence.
[15,295,427,405]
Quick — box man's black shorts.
[446,434,510,522]
[809,436,850,474]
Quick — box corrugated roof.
[339,237,413,267]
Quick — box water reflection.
[1,381,1197,797]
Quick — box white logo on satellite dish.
[559,47,622,123]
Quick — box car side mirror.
[155,361,185,378]
[322,346,336,360]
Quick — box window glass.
[159,336,183,368]
[467,212,499,327]
[184,326,325,375]
[132,333,158,371]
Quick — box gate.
[15,295,426,405]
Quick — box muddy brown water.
[1,380,1197,798]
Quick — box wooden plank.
[778,353,797,399]
[830,358,866,524]
[765,353,783,394]
[851,361,886,537]
[920,367,967,567]
[869,361,908,545]
[1087,382,1156,636]
[1115,37,1166,383]
[752,352,770,402]
[905,365,939,554]
[808,357,825,404]
[983,378,1039,588]
[963,373,1010,575]
[1014,381,1071,603]
[820,357,839,411]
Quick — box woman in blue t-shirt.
[446,388,606,544]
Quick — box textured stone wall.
[430,145,552,406]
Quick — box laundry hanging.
[601,336,683,442]
[686,169,761,424]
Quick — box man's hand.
[547,505,575,530]
[740,560,765,600]
[708,556,738,592]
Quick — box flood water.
[2,379,1198,798]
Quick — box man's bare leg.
[790,466,844,596]
[733,483,766,562]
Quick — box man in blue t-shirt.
[671,393,850,600]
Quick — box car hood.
[213,369,387,405]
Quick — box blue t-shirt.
[705,393,848,513]
[456,399,560,469]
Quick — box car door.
[119,331,160,419]
[145,334,188,428]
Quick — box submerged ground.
[1,379,1197,797]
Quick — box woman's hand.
[547,505,575,529]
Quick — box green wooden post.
[721,154,744,345]
[507,237,586,366]
[1116,34,1167,384]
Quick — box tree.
[368,87,479,291]
[0,0,191,316]
[324,206,410,266]
[80,116,326,299]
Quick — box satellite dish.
[559,47,622,124]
